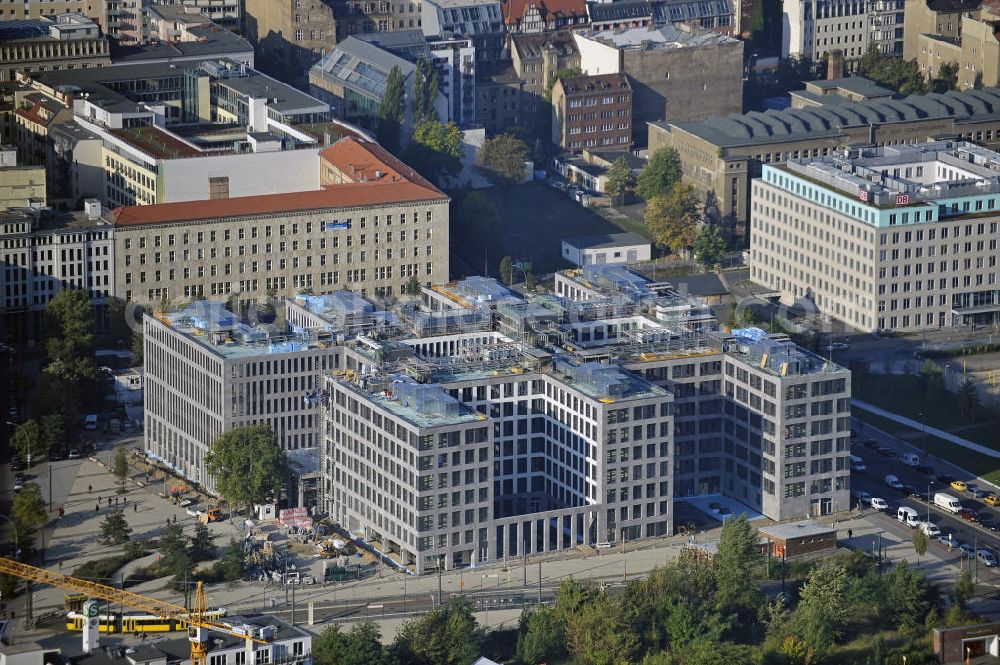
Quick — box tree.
[692,224,727,267]
[955,569,975,607]
[931,61,959,93]
[159,522,194,585]
[645,183,700,254]
[605,157,636,204]
[516,605,567,665]
[883,561,930,632]
[45,287,95,364]
[859,46,929,95]
[131,329,144,367]
[565,596,640,665]
[216,538,246,582]
[544,67,582,101]
[637,148,682,201]
[378,65,406,153]
[404,275,422,296]
[958,377,980,419]
[0,573,16,601]
[12,420,46,466]
[100,510,132,545]
[188,522,217,562]
[113,443,129,493]
[499,256,514,285]
[392,597,483,665]
[916,359,944,399]
[403,120,464,182]
[205,424,288,513]
[12,482,47,548]
[316,621,395,665]
[912,528,928,564]
[793,560,850,655]
[713,514,763,620]
[478,134,529,186]
[412,59,441,123]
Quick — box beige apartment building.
[0,13,110,83]
[750,141,1000,331]
[648,86,1000,245]
[110,137,450,306]
[243,0,340,85]
[908,0,1000,89]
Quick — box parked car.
[870,497,889,512]
[884,475,904,490]
[958,508,979,522]
[978,549,999,567]
[67,448,80,460]
[902,485,922,499]
[951,480,969,493]
[960,543,977,559]
[921,522,941,538]
[862,439,880,449]
[823,342,849,351]
[854,490,872,505]
[969,488,988,499]
[937,533,956,547]
[937,474,955,485]
[981,519,1000,532]
[986,494,1000,507]
[9,460,22,472]
[12,478,23,493]
[915,465,935,476]
[878,447,898,458]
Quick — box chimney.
[827,49,844,81]
[84,198,101,220]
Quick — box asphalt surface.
[850,418,1000,584]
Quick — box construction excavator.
[0,557,269,665]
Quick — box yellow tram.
[66,608,227,633]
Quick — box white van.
[84,414,98,430]
[933,492,963,514]
[901,452,920,467]
[920,521,941,538]
[897,506,920,527]
[870,497,889,512]
[849,455,866,472]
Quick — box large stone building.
[909,0,1000,89]
[502,0,589,32]
[243,0,340,86]
[751,140,1000,331]
[0,146,46,209]
[110,137,450,305]
[783,0,905,63]
[0,13,110,83]
[574,25,743,143]
[648,86,1000,245]
[551,72,632,151]
[155,0,242,30]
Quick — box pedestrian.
[166,519,171,528]
[58,560,62,571]
[134,503,138,513]
[107,496,111,506]
[123,497,128,506]
[847,528,853,540]
[95,504,100,512]
[173,514,177,524]
[88,484,92,493]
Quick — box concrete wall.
[160,148,322,202]
[574,34,621,74]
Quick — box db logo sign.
[859,190,869,202]
[895,194,910,205]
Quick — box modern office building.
[143,299,342,490]
[0,13,111,83]
[421,0,505,64]
[575,25,743,141]
[783,0,904,62]
[0,200,114,342]
[750,140,1000,331]
[648,86,1000,245]
[110,136,450,306]
[551,73,632,151]
[17,59,335,208]
[304,268,850,572]
[651,0,735,35]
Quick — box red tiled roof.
[112,182,447,227]
[112,137,447,227]
[502,0,588,25]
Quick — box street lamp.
[927,481,934,524]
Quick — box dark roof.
[657,273,728,296]
[511,30,579,59]
[558,72,630,95]
[108,28,253,63]
[805,76,895,98]
[924,0,979,12]
[564,231,650,249]
[587,0,652,22]
[665,87,1000,148]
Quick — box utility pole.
[48,463,52,511]
[437,555,443,608]
[522,551,526,587]
[537,562,541,604]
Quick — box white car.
[823,342,849,351]
[920,521,941,538]
[870,497,889,512]
[884,474,903,490]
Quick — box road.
[850,418,1000,585]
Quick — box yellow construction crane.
[0,558,268,665]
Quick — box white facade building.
[782,0,905,62]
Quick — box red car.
[958,508,979,522]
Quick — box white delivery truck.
[897,506,920,527]
[934,492,963,514]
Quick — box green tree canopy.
[565,595,640,665]
[100,510,132,545]
[859,46,929,95]
[378,65,406,153]
[12,420,47,465]
[188,522,217,562]
[645,182,701,254]
[713,515,763,620]
[637,148,682,201]
[793,560,850,655]
[205,424,288,512]
[216,538,247,582]
[516,605,567,665]
[478,134,530,186]
[316,621,396,665]
[114,443,129,492]
[882,561,930,632]
[392,596,483,665]
[403,120,465,182]
[412,59,441,123]
[692,224,727,267]
[12,481,47,548]
[955,569,975,607]
[931,61,959,93]
[544,67,583,101]
[605,157,637,202]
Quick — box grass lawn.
[449,182,651,276]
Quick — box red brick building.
[550,72,632,152]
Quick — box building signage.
[895,194,910,205]
[325,222,350,231]
[858,190,869,202]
